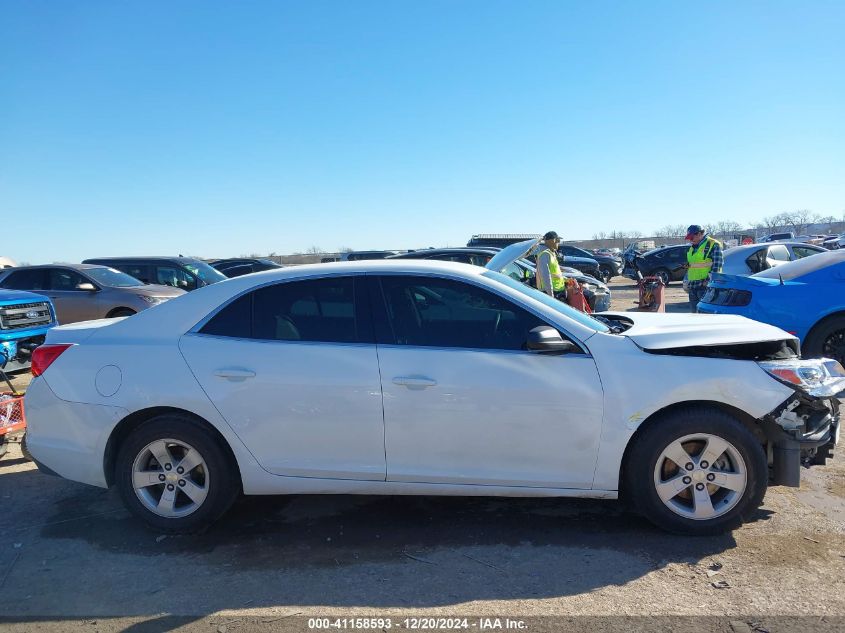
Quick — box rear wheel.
[625,407,767,535]
[803,315,845,366]
[20,433,32,461]
[115,415,239,533]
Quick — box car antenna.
[779,273,784,285]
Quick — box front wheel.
[599,266,613,284]
[115,415,240,533]
[625,408,767,535]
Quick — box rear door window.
[0,269,49,290]
[200,276,371,344]
[116,264,152,284]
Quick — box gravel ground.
[1,277,843,631]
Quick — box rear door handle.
[392,376,437,389]
[213,368,256,381]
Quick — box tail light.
[31,344,73,377]
[702,288,752,307]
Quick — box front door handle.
[213,368,256,381]
[392,376,437,389]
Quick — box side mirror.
[527,326,578,355]
[76,283,97,292]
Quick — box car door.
[179,274,386,480]
[370,274,604,489]
[44,268,100,323]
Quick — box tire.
[625,407,767,535]
[20,433,32,461]
[108,308,136,318]
[115,414,240,534]
[653,268,671,286]
[803,315,845,366]
[599,266,613,284]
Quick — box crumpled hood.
[600,311,797,350]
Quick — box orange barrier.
[0,393,25,438]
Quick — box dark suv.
[559,245,621,283]
[624,245,689,286]
[82,256,227,291]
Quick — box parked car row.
[623,240,829,286]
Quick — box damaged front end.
[757,359,844,486]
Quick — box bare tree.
[337,246,354,253]
[712,220,744,238]
[591,231,608,240]
[783,209,818,235]
[305,245,324,255]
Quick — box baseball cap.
[543,231,560,240]
[685,225,703,240]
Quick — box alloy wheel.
[653,433,747,521]
[132,439,209,518]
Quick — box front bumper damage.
[760,392,840,487]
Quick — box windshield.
[85,267,145,288]
[183,261,227,284]
[754,251,845,281]
[483,271,609,333]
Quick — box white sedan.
[24,241,842,534]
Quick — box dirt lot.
[1,278,844,631]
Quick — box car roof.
[643,244,687,256]
[83,256,202,262]
[727,242,822,254]
[389,247,500,258]
[1,263,110,271]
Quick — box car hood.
[485,239,541,272]
[600,311,797,350]
[0,289,52,304]
[122,284,187,298]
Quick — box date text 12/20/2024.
[308,618,528,630]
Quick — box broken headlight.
[759,358,845,398]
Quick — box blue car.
[698,250,845,364]
[0,289,57,372]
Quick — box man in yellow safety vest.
[684,224,723,312]
[535,231,567,298]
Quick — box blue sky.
[2,1,843,263]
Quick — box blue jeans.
[688,284,708,313]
